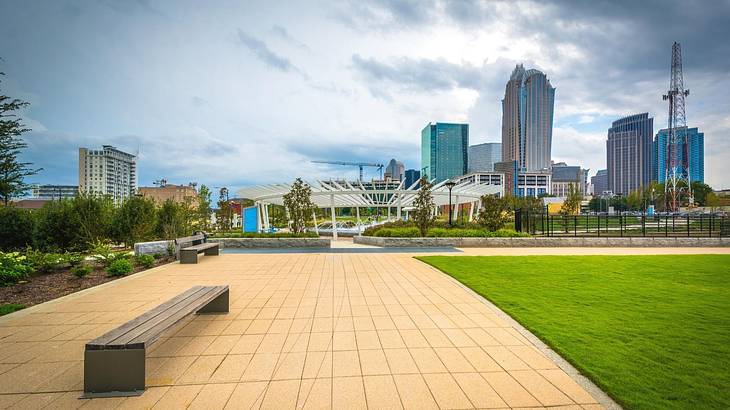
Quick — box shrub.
[111,196,157,246]
[373,227,420,237]
[0,206,35,250]
[135,254,155,269]
[0,303,26,316]
[107,258,133,277]
[0,251,33,286]
[34,194,113,251]
[23,249,65,273]
[426,228,487,237]
[71,264,92,278]
[477,195,509,232]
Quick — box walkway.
[0,252,620,409]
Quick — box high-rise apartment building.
[78,145,137,202]
[468,142,501,172]
[654,127,704,184]
[384,159,405,181]
[591,169,608,196]
[421,122,468,182]
[501,64,555,172]
[404,169,421,189]
[606,113,654,195]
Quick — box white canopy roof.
[237,179,501,208]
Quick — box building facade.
[384,159,405,181]
[494,160,551,197]
[421,122,469,182]
[138,183,199,206]
[468,142,501,172]
[654,126,704,184]
[452,172,505,198]
[551,165,588,197]
[78,145,137,203]
[501,64,555,172]
[404,169,421,189]
[31,184,78,200]
[606,113,654,195]
[591,169,608,196]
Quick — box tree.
[156,199,192,239]
[477,194,508,232]
[111,195,156,246]
[691,182,712,206]
[0,205,34,250]
[412,177,435,236]
[282,178,316,234]
[559,183,582,232]
[196,184,213,231]
[34,194,113,251]
[0,71,40,204]
[215,187,232,230]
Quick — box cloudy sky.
[2,0,729,194]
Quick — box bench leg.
[84,348,145,397]
[179,250,198,264]
[197,288,229,314]
[204,245,219,256]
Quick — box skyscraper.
[79,145,137,203]
[591,169,608,196]
[501,64,555,172]
[654,127,704,184]
[384,158,405,181]
[404,169,420,188]
[421,122,468,182]
[606,113,654,195]
[468,142,501,172]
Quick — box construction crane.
[663,41,692,212]
[312,160,384,181]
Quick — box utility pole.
[663,42,692,212]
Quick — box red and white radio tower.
[662,42,692,212]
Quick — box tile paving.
[0,252,613,409]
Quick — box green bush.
[23,249,65,273]
[34,195,113,251]
[0,251,33,286]
[135,254,155,269]
[426,228,487,237]
[0,303,25,316]
[0,206,35,250]
[107,258,133,277]
[373,227,421,237]
[111,196,157,246]
[71,264,92,278]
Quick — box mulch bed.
[0,257,175,310]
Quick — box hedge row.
[373,227,529,238]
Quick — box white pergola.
[237,179,501,239]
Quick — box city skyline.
[1,1,729,191]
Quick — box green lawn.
[417,255,730,410]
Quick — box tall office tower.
[654,127,704,184]
[501,64,555,172]
[384,159,405,181]
[468,142,502,172]
[606,113,654,195]
[404,169,421,188]
[591,169,608,196]
[551,164,588,196]
[421,122,469,182]
[79,145,137,203]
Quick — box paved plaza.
[3,248,725,409]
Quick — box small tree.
[196,184,213,231]
[1,71,40,204]
[412,177,435,236]
[477,194,508,232]
[559,183,582,232]
[156,199,191,239]
[111,195,156,246]
[282,178,315,234]
[0,205,34,250]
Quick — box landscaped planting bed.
[418,254,730,410]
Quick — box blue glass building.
[421,122,469,182]
[654,127,704,183]
[404,169,421,189]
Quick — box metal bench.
[175,233,219,264]
[84,285,229,397]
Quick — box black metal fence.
[515,211,729,237]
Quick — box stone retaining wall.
[353,236,730,248]
[209,238,331,248]
[134,240,174,256]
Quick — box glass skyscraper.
[501,64,555,172]
[421,122,468,182]
[654,127,704,184]
[468,142,502,172]
[606,113,654,195]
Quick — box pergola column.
[397,194,402,220]
[312,210,319,235]
[453,195,460,221]
[330,193,337,240]
[355,207,361,236]
[468,201,475,222]
[256,202,263,232]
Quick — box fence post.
[687,215,690,237]
[620,214,623,237]
[597,215,601,237]
[574,215,577,237]
[710,214,713,237]
[642,215,646,237]
[665,216,668,237]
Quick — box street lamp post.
[444,180,456,227]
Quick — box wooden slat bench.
[83,285,229,397]
[175,233,219,264]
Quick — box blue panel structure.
[243,206,258,233]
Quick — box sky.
[1,0,729,196]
